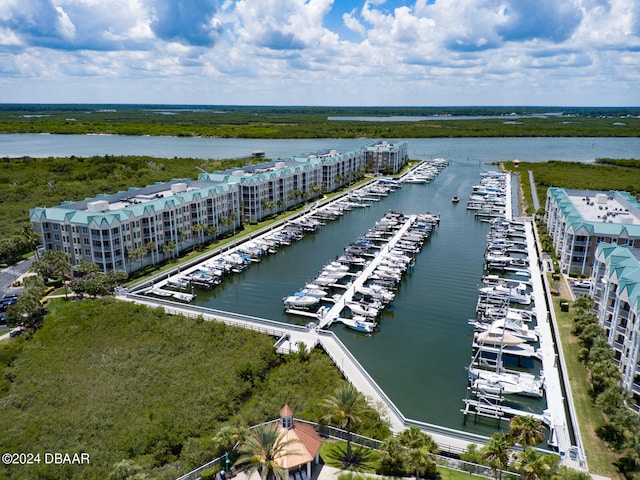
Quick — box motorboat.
[297,286,327,298]
[345,301,380,318]
[471,318,538,343]
[283,293,320,309]
[479,283,531,305]
[167,278,190,289]
[468,367,544,398]
[356,285,395,303]
[473,330,540,358]
[337,316,377,333]
[452,195,460,203]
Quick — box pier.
[317,214,418,329]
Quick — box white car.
[573,280,592,289]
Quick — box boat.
[479,283,532,305]
[473,330,540,358]
[471,318,538,343]
[282,293,320,309]
[452,195,460,203]
[297,286,327,298]
[469,368,544,398]
[336,316,377,333]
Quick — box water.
[2,133,640,163]
[192,159,543,433]
[5,133,624,433]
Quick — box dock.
[317,214,418,328]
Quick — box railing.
[176,450,235,480]
[177,418,520,480]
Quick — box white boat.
[356,285,395,303]
[345,301,380,318]
[337,316,377,333]
[473,330,540,358]
[297,287,327,298]
[313,275,338,286]
[469,368,544,398]
[479,283,531,305]
[283,294,320,309]
[167,278,189,289]
[471,318,538,343]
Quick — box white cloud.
[0,0,638,105]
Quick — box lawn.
[550,282,623,479]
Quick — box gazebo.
[276,405,323,480]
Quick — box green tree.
[30,250,70,282]
[398,427,438,480]
[481,433,513,479]
[509,415,546,447]
[321,383,372,465]
[235,425,299,480]
[6,275,46,330]
[212,425,245,458]
[513,448,558,480]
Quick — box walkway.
[529,170,541,211]
[524,222,586,470]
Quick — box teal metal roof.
[548,187,640,237]
[595,243,640,314]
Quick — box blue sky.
[0,0,639,106]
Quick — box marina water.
[194,159,541,435]
[8,134,638,435]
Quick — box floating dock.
[317,214,418,328]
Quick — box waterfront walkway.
[524,222,586,469]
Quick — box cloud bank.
[0,0,638,105]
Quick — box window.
[53,224,59,230]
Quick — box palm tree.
[235,425,299,480]
[321,383,372,465]
[212,425,245,458]
[513,447,558,480]
[481,433,513,479]
[509,415,545,447]
[398,427,438,480]
[405,447,433,480]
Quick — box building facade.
[293,147,367,192]
[29,142,388,273]
[545,188,640,275]
[203,160,322,223]
[30,180,240,273]
[591,243,640,411]
[364,140,408,174]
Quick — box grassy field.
[550,281,623,479]
[0,298,351,480]
[503,160,640,214]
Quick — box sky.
[0,0,639,106]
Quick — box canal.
[192,158,544,434]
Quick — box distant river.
[1,133,640,162]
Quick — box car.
[2,293,18,300]
[573,280,592,289]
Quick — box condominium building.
[364,140,408,174]
[30,180,239,273]
[591,243,640,411]
[545,188,640,275]
[293,147,367,192]
[29,143,380,273]
[202,160,322,223]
